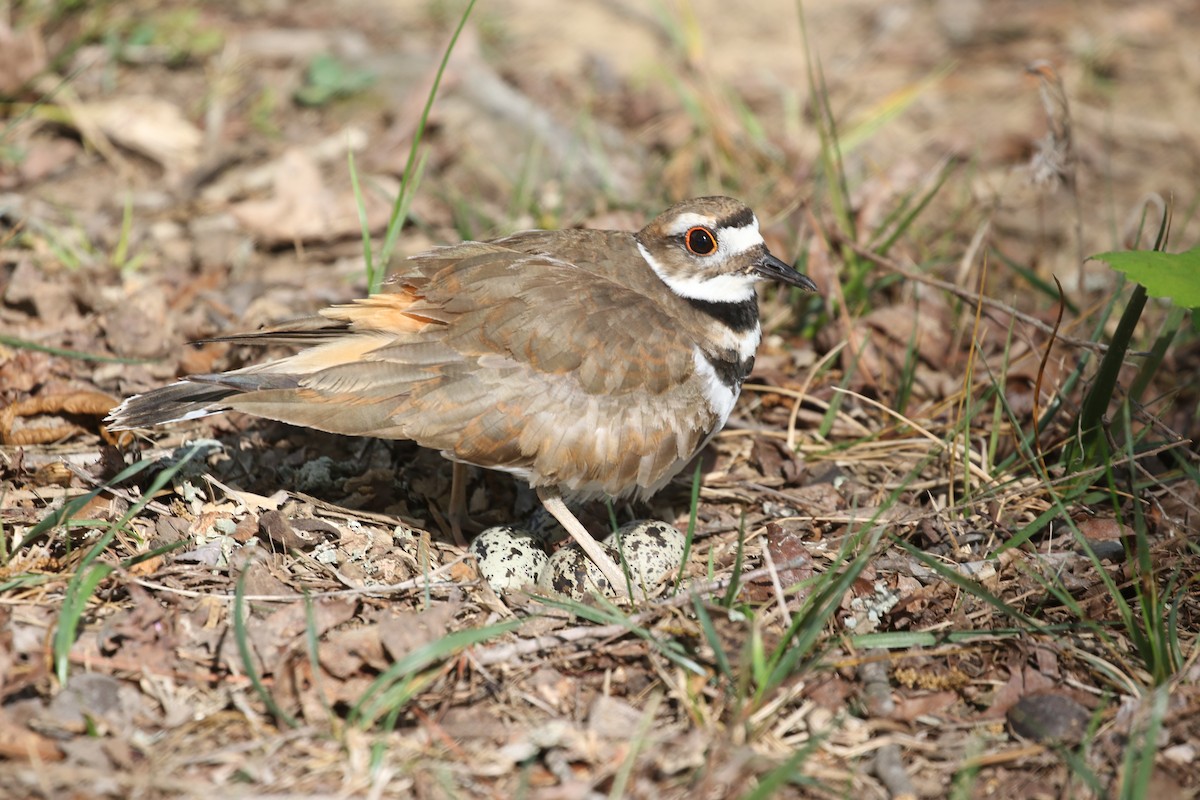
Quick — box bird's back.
[109,231,716,498]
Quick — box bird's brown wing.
[111,243,711,494]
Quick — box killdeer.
[108,197,818,593]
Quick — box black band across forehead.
[685,296,759,333]
[717,205,756,230]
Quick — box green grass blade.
[607,692,662,800]
[1119,687,1167,800]
[851,625,1080,649]
[672,461,703,594]
[692,596,734,681]
[350,617,522,727]
[375,1,475,272]
[234,569,299,727]
[739,731,826,798]
[721,514,747,608]
[989,245,1080,311]
[0,333,151,364]
[872,158,956,256]
[347,147,376,293]
[761,525,884,698]
[1074,283,1147,467]
[303,594,334,721]
[48,442,219,682]
[897,539,1046,631]
[1129,303,1187,403]
[54,530,116,684]
[0,574,55,592]
[533,594,707,675]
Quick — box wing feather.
[109,236,709,495]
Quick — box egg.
[536,541,618,599]
[468,526,548,593]
[536,520,686,599]
[606,520,686,589]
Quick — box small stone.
[1007,692,1091,744]
[293,456,336,493]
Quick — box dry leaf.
[99,284,177,359]
[4,259,78,322]
[891,690,959,722]
[0,390,119,445]
[321,625,387,678]
[231,148,395,244]
[378,603,459,664]
[0,708,64,762]
[75,96,203,177]
[3,137,81,189]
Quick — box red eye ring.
[685,226,717,256]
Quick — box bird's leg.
[536,486,631,597]
[445,461,470,547]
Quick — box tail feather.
[198,314,350,347]
[105,372,300,430]
[106,291,438,434]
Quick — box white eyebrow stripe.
[718,221,764,256]
[664,212,720,236]
[663,214,764,253]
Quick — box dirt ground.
[2,0,1199,798]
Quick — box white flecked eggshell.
[469,526,548,593]
[536,542,620,599]
[605,520,686,589]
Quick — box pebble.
[1007,692,1091,744]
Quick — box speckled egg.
[536,541,619,599]
[469,526,548,593]
[606,520,686,589]
[536,520,687,599]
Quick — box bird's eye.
[685,226,717,256]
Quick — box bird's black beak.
[754,251,818,292]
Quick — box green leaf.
[295,53,375,107]
[1091,247,1200,308]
